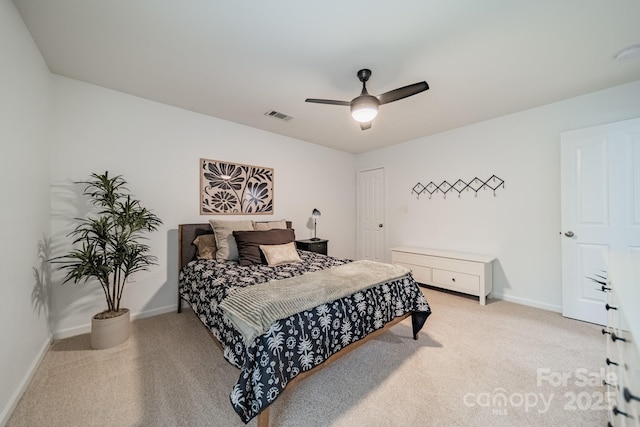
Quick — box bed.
[177,222,431,426]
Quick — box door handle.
[564,231,575,237]
[378,224,383,228]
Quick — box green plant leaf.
[49,172,163,312]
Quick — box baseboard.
[53,323,90,340]
[491,292,562,313]
[131,304,178,321]
[0,335,51,427]
[52,304,180,340]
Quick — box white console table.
[605,252,640,425]
[391,247,495,305]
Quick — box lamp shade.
[311,209,321,240]
[350,95,379,123]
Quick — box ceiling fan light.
[351,106,378,123]
[350,95,379,123]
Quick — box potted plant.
[51,172,162,349]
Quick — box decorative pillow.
[254,219,287,230]
[209,220,255,261]
[192,234,217,260]
[233,229,296,266]
[260,242,302,266]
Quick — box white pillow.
[254,219,287,230]
[260,242,302,266]
[209,219,255,261]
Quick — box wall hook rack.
[412,175,505,199]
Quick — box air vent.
[264,110,293,121]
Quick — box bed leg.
[177,292,182,314]
[257,407,270,427]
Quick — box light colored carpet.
[7,287,607,427]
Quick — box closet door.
[357,167,386,262]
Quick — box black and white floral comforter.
[179,250,431,423]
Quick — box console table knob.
[611,333,627,343]
[613,406,630,418]
[606,358,619,366]
[624,387,640,403]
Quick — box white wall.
[0,1,52,424]
[3,2,638,419]
[50,75,357,338]
[357,80,640,311]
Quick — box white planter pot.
[90,308,130,350]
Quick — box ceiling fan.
[305,69,429,130]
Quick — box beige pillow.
[193,234,217,260]
[254,219,287,230]
[209,220,255,261]
[260,242,302,266]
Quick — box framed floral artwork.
[200,158,274,215]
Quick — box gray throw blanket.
[219,260,410,345]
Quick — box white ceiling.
[14,0,640,154]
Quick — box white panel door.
[561,117,640,325]
[357,167,385,261]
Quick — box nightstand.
[295,239,328,256]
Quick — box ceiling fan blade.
[305,98,351,106]
[360,121,372,131]
[377,81,429,105]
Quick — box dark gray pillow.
[233,229,296,266]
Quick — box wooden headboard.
[178,221,293,271]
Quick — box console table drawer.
[432,269,479,293]
[395,262,432,284]
[391,246,495,305]
[392,252,430,266]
